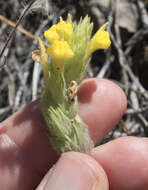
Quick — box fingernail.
[42,152,101,190]
[78,79,97,104]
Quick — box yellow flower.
[89,22,111,54]
[46,40,74,66]
[44,20,72,43]
[56,20,73,41]
[44,25,60,43]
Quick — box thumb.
[36,152,109,190]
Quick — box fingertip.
[37,152,109,190]
[91,136,148,190]
[78,78,127,143]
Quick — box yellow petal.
[89,22,111,54]
[56,20,73,41]
[44,19,73,43]
[46,40,74,64]
[44,25,60,43]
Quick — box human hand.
[0,78,147,190]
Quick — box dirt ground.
[0,0,148,143]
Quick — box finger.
[91,136,148,190]
[0,101,59,190]
[36,152,109,190]
[78,78,127,143]
[0,78,126,189]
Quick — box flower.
[46,40,74,66]
[44,25,60,43]
[43,18,73,67]
[44,20,72,43]
[56,20,73,41]
[88,22,111,54]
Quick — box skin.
[0,78,147,190]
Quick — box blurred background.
[0,0,148,144]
